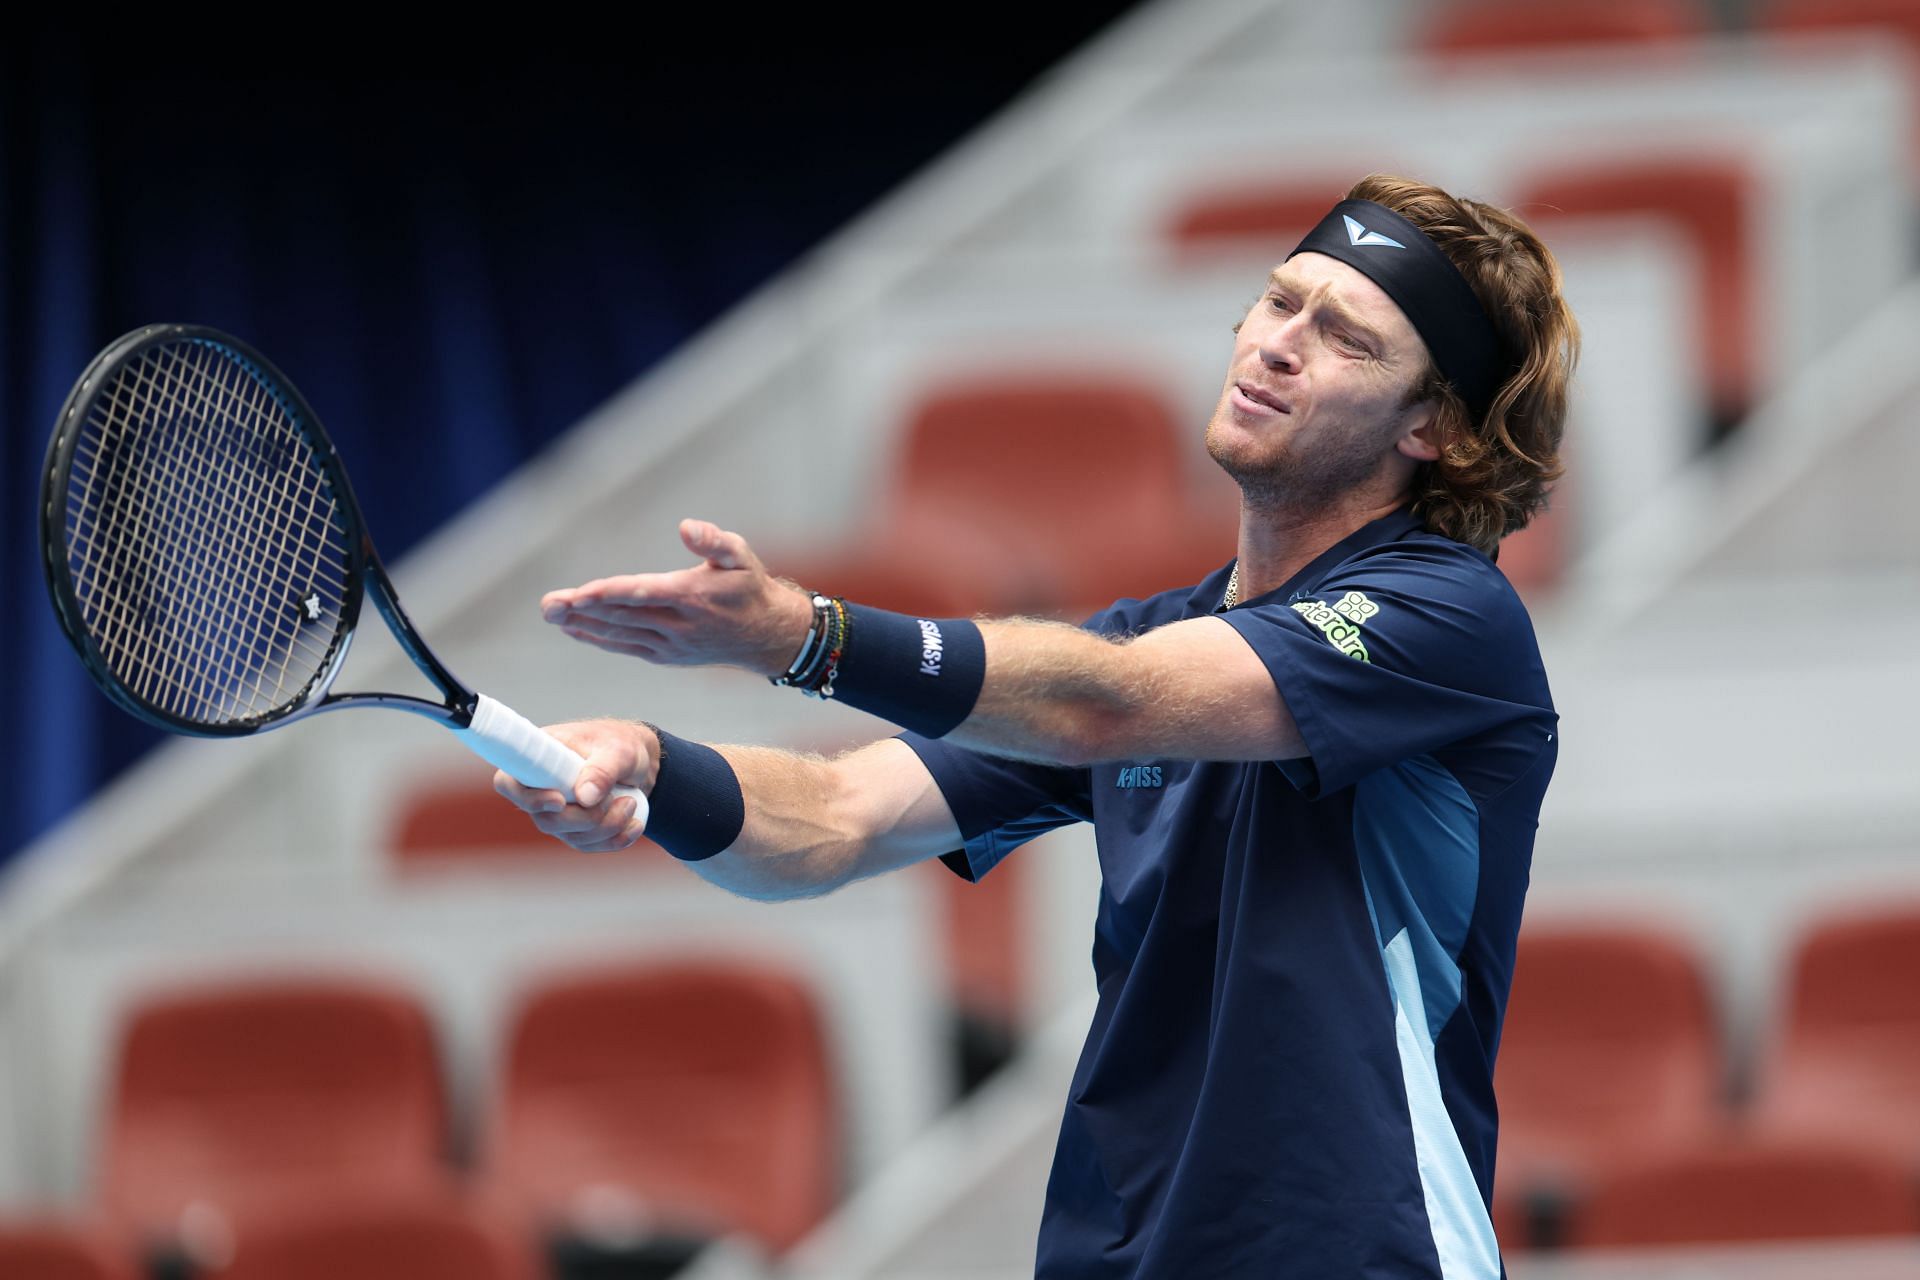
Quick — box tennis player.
[495,173,1576,1279]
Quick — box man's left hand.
[540,519,814,674]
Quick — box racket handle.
[453,693,650,827]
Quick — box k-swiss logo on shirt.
[1290,590,1379,662]
[1116,765,1164,789]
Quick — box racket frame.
[40,324,482,738]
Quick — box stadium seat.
[1762,0,1920,64]
[793,375,1235,619]
[774,545,1002,623]
[390,766,674,871]
[217,1195,539,1280]
[1163,176,1356,251]
[1420,0,1711,57]
[485,957,838,1253]
[99,975,450,1250]
[1492,494,1569,601]
[1752,903,1920,1164]
[1519,157,1756,438]
[1564,1137,1920,1246]
[1490,1193,1531,1258]
[932,852,1030,1093]
[1491,922,1723,1246]
[0,1220,140,1280]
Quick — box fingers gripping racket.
[38,324,646,823]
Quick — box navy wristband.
[643,728,745,862]
[831,604,986,738]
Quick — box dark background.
[0,15,1140,861]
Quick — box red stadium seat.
[775,545,1003,622]
[218,1196,539,1280]
[1490,1193,1531,1258]
[1519,157,1757,437]
[897,376,1235,613]
[1493,493,1570,602]
[485,957,838,1253]
[1752,903,1920,1164]
[1564,1137,1920,1246]
[0,1220,140,1280]
[99,975,450,1250]
[1164,176,1356,252]
[939,854,1026,1031]
[1420,0,1710,57]
[1762,0,1920,60]
[788,375,1235,620]
[390,766,675,872]
[933,850,1030,1092]
[1491,922,1724,1246]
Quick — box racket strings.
[74,345,252,717]
[96,344,344,722]
[144,343,347,719]
[156,346,338,716]
[121,347,308,720]
[62,339,351,727]
[85,346,252,716]
[72,347,250,719]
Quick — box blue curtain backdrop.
[1,18,1135,863]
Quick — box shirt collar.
[1205,505,1425,615]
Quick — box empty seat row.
[0,1199,537,1280]
[1496,903,1920,1249]
[1422,0,1920,64]
[92,958,834,1271]
[1540,1136,1920,1249]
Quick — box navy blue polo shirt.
[900,507,1556,1279]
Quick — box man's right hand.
[490,719,660,853]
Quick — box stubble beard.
[1205,405,1398,519]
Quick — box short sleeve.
[1220,543,1555,798]
[898,732,1093,882]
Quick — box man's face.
[1205,251,1436,510]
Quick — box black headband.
[1288,199,1507,418]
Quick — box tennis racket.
[38,323,647,822]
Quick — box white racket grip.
[453,693,650,827]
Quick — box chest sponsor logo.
[1115,765,1163,789]
[1290,590,1379,662]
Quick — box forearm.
[684,746,862,900]
[943,618,1150,766]
[682,740,952,901]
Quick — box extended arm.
[545,519,1305,768]
[493,723,962,900]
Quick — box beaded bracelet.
[812,596,849,698]
[771,594,835,690]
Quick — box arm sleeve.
[1220,544,1556,799]
[897,732,1092,882]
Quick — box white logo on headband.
[1343,214,1405,249]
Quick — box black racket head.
[39,325,370,736]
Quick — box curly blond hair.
[1346,174,1578,555]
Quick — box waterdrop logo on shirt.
[1291,590,1379,662]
